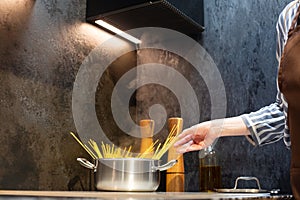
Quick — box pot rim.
[96,158,160,161]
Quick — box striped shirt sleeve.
[241,1,300,147]
[241,104,285,146]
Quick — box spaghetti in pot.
[69,123,181,160]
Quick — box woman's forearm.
[209,116,250,137]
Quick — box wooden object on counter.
[166,117,185,192]
[139,119,154,158]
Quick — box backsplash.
[0,0,291,193]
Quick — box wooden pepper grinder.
[139,119,154,158]
[166,117,185,192]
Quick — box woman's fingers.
[177,126,195,139]
[176,140,194,153]
[174,133,193,147]
[185,141,207,152]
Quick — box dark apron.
[278,5,300,199]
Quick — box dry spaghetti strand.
[69,132,97,159]
[152,124,179,160]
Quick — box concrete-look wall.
[201,0,292,193]
[0,0,134,190]
[0,0,293,193]
[136,0,292,193]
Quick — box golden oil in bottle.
[199,146,221,192]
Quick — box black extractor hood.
[86,0,204,36]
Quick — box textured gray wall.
[200,0,292,193]
[0,0,293,193]
[0,0,118,190]
[136,0,292,193]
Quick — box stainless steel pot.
[77,158,177,191]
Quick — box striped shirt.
[241,0,300,148]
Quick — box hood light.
[95,20,141,44]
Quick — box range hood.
[86,0,204,36]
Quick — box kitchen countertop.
[0,190,293,200]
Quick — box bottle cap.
[199,145,213,158]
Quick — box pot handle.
[153,159,178,171]
[234,176,262,190]
[77,158,97,172]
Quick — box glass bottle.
[199,146,221,192]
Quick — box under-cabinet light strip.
[95,19,141,44]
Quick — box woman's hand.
[174,117,249,153]
[174,121,222,153]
